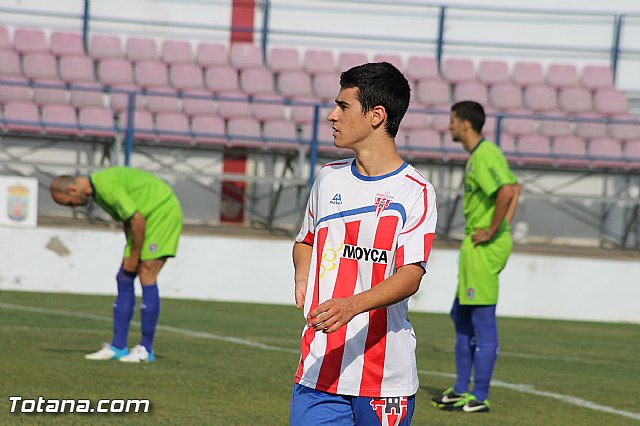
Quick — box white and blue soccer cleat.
[85,343,129,360]
[118,344,155,363]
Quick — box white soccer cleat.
[118,344,155,363]
[85,343,129,360]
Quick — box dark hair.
[451,101,485,133]
[339,62,410,137]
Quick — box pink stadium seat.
[558,87,592,114]
[580,65,613,91]
[134,61,169,88]
[227,117,263,148]
[13,28,47,54]
[373,54,403,71]
[60,56,96,84]
[0,50,23,77]
[263,120,298,149]
[191,114,225,145]
[204,66,240,93]
[196,42,227,67]
[312,72,340,101]
[489,83,523,110]
[229,43,263,70]
[155,111,191,143]
[252,94,286,122]
[553,135,588,167]
[182,89,215,116]
[401,103,431,131]
[608,113,640,141]
[453,81,488,104]
[0,26,11,50]
[338,52,368,71]
[593,89,628,116]
[511,62,544,87]
[50,31,84,57]
[429,105,452,132]
[0,77,31,104]
[70,85,104,108]
[119,110,155,140]
[477,60,509,85]
[406,129,442,159]
[484,108,497,135]
[99,58,135,86]
[109,85,142,112]
[145,87,180,113]
[442,58,475,84]
[588,137,624,168]
[545,63,579,88]
[161,40,192,64]
[415,79,450,106]
[170,63,205,91]
[4,101,41,132]
[126,37,158,62]
[41,104,78,135]
[290,97,318,125]
[22,53,58,80]
[217,90,251,119]
[89,34,123,60]
[537,110,571,138]
[516,134,553,165]
[303,50,336,75]
[277,70,312,98]
[268,47,301,73]
[406,56,438,82]
[573,113,608,139]
[523,84,558,112]
[33,79,68,106]
[502,109,536,137]
[625,139,640,165]
[240,68,275,95]
[78,106,116,137]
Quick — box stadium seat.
[41,104,78,135]
[118,109,155,140]
[145,87,180,114]
[191,114,225,145]
[99,58,135,86]
[511,61,544,87]
[496,133,516,160]
[523,84,558,112]
[126,37,158,62]
[3,101,41,133]
[62,56,103,108]
[442,58,475,84]
[170,63,205,91]
[290,96,320,125]
[182,89,215,116]
[263,119,299,149]
[502,109,536,137]
[217,90,251,119]
[337,52,368,71]
[33,79,68,106]
[516,134,553,166]
[624,139,640,166]
[0,77,31,104]
[303,49,336,75]
[579,65,613,91]
[593,88,628,116]
[312,72,340,101]
[0,50,22,78]
[134,61,170,88]
[415,79,450,106]
[13,28,47,54]
[240,68,276,95]
[0,26,11,50]
[161,40,193,64]
[50,31,84,57]
[488,83,523,110]
[608,113,640,141]
[406,56,438,82]
[277,70,312,98]
[155,111,191,143]
[268,47,301,73]
[558,87,592,114]
[477,60,509,85]
[453,81,488,104]
[406,129,442,159]
[537,110,571,138]
[573,113,608,139]
[545,63,579,89]
[22,53,58,80]
[195,42,227,67]
[552,135,588,167]
[227,117,263,148]
[588,137,624,169]
[89,34,123,60]
[204,65,240,93]
[401,103,431,131]
[429,105,452,132]
[252,94,286,122]
[78,106,116,137]
[372,54,403,71]
[230,42,263,70]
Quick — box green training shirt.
[463,140,517,235]
[90,167,176,222]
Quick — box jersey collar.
[350,160,409,182]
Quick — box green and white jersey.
[90,167,176,222]
[463,140,516,235]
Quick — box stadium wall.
[2,225,638,324]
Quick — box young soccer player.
[432,101,520,412]
[290,62,438,425]
[50,167,183,363]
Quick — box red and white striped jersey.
[295,159,437,397]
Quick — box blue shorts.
[290,384,415,426]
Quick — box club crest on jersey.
[329,193,343,205]
[370,396,409,426]
[374,192,393,217]
[467,288,475,300]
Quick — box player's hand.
[122,257,139,274]
[307,298,357,334]
[471,227,495,245]
[295,280,307,310]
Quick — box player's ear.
[370,105,386,127]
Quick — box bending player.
[50,166,183,363]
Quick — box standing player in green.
[50,167,183,362]
[433,101,520,412]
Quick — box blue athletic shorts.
[290,384,415,426]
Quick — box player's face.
[327,87,372,149]
[448,111,466,143]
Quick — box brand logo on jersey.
[370,396,409,426]
[149,243,158,253]
[374,192,393,217]
[329,193,343,205]
[467,288,475,300]
[319,242,343,278]
[342,244,388,264]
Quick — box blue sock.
[140,284,160,353]
[470,304,498,402]
[111,267,136,350]
[451,299,474,395]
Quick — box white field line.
[1,302,639,422]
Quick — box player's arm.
[472,183,517,245]
[123,212,146,273]
[293,241,313,310]
[307,263,424,334]
[505,182,521,225]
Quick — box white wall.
[2,225,638,324]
